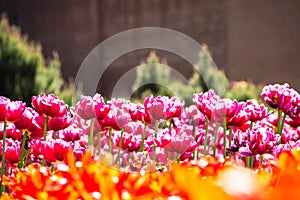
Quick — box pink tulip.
[129,103,151,124]
[144,95,167,121]
[14,107,44,137]
[180,105,206,126]
[0,123,22,140]
[0,96,26,122]
[245,100,268,122]
[32,93,67,117]
[71,96,95,120]
[1,138,21,164]
[93,93,110,121]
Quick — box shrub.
[0,15,77,105]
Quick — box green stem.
[51,164,54,173]
[153,120,159,162]
[229,126,232,147]
[168,151,171,161]
[246,156,250,168]
[278,114,286,136]
[176,153,181,163]
[277,110,282,134]
[88,118,95,147]
[1,121,7,195]
[116,129,124,166]
[53,131,57,140]
[223,118,227,158]
[97,131,101,155]
[139,123,147,152]
[250,156,255,168]
[203,116,209,156]
[18,131,28,168]
[278,113,287,144]
[192,125,197,160]
[259,154,263,167]
[213,123,219,159]
[250,121,254,131]
[43,116,48,141]
[108,128,113,155]
[42,116,48,166]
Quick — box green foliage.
[226,81,263,103]
[190,44,229,97]
[132,51,172,98]
[0,15,77,105]
[132,47,230,105]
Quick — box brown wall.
[228,0,300,89]
[0,0,299,96]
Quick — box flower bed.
[0,83,300,199]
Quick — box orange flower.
[267,149,300,200]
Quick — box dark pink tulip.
[32,93,68,117]
[0,96,26,122]
[129,103,151,124]
[180,105,206,126]
[248,126,280,155]
[71,95,95,120]
[154,129,198,154]
[40,140,56,163]
[112,131,142,152]
[47,113,73,131]
[213,99,238,122]
[59,127,81,142]
[286,115,300,128]
[0,123,22,140]
[144,95,167,121]
[13,107,43,137]
[108,98,131,112]
[2,138,21,164]
[99,106,130,130]
[93,93,110,121]
[261,83,300,119]
[53,139,72,161]
[72,142,87,161]
[193,90,219,120]
[245,99,268,122]
[166,97,184,119]
[281,127,299,144]
[0,96,10,121]
[227,102,250,127]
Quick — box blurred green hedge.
[0,15,77,105]
[132,47,261,104]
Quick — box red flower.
[0,96,26,122]
[31,93,68,117]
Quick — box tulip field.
[0,83,300,199]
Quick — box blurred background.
[0,0,299,104]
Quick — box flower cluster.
[0,83,300,198]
